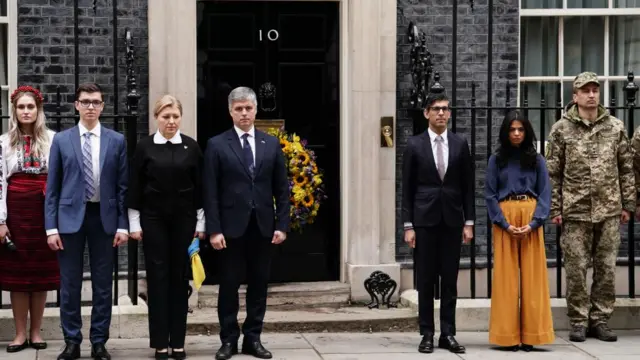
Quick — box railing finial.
[125,28,141,116]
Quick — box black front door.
[196,1,340,282]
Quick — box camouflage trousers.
[560,216,621,327]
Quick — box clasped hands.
[506,225,532,240]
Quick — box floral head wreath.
[10,86,44,104]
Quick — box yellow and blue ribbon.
[188,238,206,290]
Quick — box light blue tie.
[82,132,95,200]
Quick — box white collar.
[428,128,447,144]
[79,122,101,137]
[153,130,182,144]
[234,125,255,139]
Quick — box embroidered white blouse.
[0,129,56,223]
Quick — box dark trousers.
[141,212,195,349]
[415,224,463,336]
[58,202,113,345]
[218,212,273,343]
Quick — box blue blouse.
[484,152,551,230]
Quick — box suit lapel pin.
[261,140,266,144]
[184,145,188,149]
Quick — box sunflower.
[302,194,314,207]
[293,173,309,186]
[297,151,311,166]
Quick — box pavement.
[2,330,640,359]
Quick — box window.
[0,0,16,132]
[519,1,640,139]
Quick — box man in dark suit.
[402,93,474,354]
[45,83,129,360]
[203,86,289,360]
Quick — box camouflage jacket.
[631,127,640,199]
[546,104,635,222]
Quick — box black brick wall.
[395,0,520,264]
[18,0,149,272]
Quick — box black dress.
[126,133,203,349]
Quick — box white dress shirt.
[404,128,473,228]
[127,130,206,233]
[234,125,256,162]
[47,123,128,236]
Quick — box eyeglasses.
[429,106,450,113]
[78,100,104,108]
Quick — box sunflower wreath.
[266,127,327,233]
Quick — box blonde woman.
[0,86,58,353]
[127,95,205,359]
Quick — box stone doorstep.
[197,281,352,309]
[401,289,640,331]
[4,293,640,341]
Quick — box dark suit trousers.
[415,224,463,336]
[58,202,113,345]
[141,212,195,349]
[218,211,273,343]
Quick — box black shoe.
[569,325,587,342]
[521,344,533,352]
[241,340,272,359]
[57,343,81,360]
[170,349,187,359]
[418,334,434,353]
[6,340,28,353]
[155,350,169,359]
[29,340,48,350]
[91,343,111,360]
[438,335,466,353]
[587,323,618,342]
[215,343,238,360]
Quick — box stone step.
[196,281,351,310]
[186,305,417,335]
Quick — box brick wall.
[395,0,520,264]
[18,0,149,272]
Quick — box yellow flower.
[297,152,310,166]
[313,176,323,185]
[293,173,308,186]
[292,186,306,203]
[302,194,314,207]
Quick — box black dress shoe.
[170,349,187,359]
[438,335,466,354]
[6,340,28,353]
[215,343,238,360]
[242,340,272,359]
[29,340,48,350]
[91,343,111,360]
[57,343,81,360]
[521,344,533,352]
[418,334,434,353]
[155,350,169,359]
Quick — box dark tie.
[242,133,254,175]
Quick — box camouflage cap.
[573,72,600,89]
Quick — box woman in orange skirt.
[485,110,554,351]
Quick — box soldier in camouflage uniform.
[630,128,640,217]
[546,72,635,343]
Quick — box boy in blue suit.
[45,83,129,360]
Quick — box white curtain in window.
[610,16,640,76]
[616,0,640,8]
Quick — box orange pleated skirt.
[489,198,555,346]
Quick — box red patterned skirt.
[0,173,60,292]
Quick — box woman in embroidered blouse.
[0,86,58,353]
[485,111,554,351]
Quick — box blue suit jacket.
[44,125,129,235]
